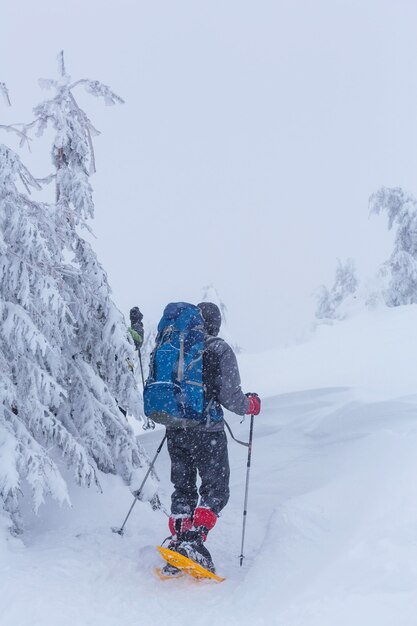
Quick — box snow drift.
[1,304,417,626]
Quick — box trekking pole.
[239,414,255,566]
[138,349,146,391]
[112,433,167,535]
[137,348,155,431]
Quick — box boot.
[176,529,216,573]
[175,507,218,572]
[160,515,193,578]
[160,560,184,578]
[161,509,218,575]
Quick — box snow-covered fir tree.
[30,53,147,477]
[0,59,150,534]
[315,258,358,320]
[0,143,90,533]
[370,186,417,306]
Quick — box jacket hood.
[197,302,221,336]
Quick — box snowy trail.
[2,387,417,625]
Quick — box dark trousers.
[166,428,230,517]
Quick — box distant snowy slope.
[239,304,417,399]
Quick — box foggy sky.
[1,0,416,350]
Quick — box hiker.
[117,307,145,418]
[144,301,261,576]
[129,306,144,350]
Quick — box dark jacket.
[204,336,249,418]
[129,307,144,349]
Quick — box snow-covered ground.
[1,305,417,626]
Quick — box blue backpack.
[143,303,207,426]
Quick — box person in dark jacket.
[129,306,144,350]
[162,302,261,576]
[118,307,145,418]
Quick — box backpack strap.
[177,333,185,382]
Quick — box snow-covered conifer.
[0,143,95,533]
[27,53,146,481]
[370,186,417,306]
[0,86,86,533]
[315,259,358,320]
[0,59,151,534]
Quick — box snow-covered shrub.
[370,186,417,306]
[315,259,358,320]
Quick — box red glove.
[246,393,261,416]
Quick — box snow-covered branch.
[0,83,11,107]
